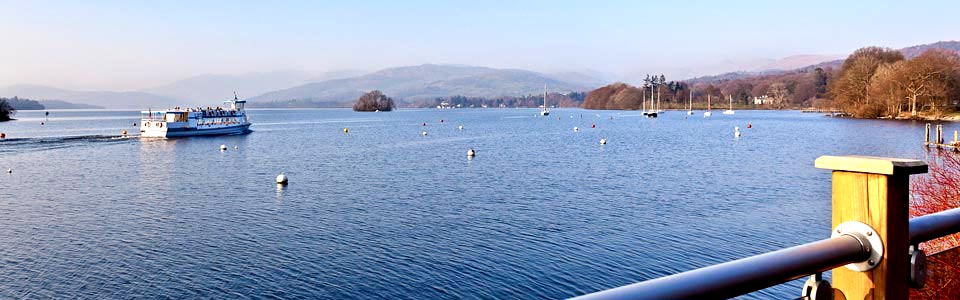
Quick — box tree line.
[830,47,960,118]
[0,97,46,121]
[409,92,587,109]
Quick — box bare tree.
[768,83,789,109]
[868,61,906,117]
[900,49,960,117]
[830,47,904,117]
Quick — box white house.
[753,95,770,105]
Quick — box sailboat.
[686,90,694,115]
[540,84,550,116]
[704,95,713,117]
[723,95,735,115]
[646,83,658,118]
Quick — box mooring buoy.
[573,127,579,132]
[343,127,349,133]
[220,144,227,151]
[467,148,476,157]
[276,172,288,184]
[422,131,428,136]
[600,138,607,145]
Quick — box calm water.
[0,109,940,299]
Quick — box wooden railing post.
[816,156,927,299]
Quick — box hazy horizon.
[2,0,958,91]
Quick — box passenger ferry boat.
[140,95,251,138]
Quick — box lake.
[0,109,942,299]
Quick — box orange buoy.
[121,130,127,135]
[440,119,444,123]
[748,123,752,129]
[591,123,596,128]
[422,122,427,126]
[0,133,5,138]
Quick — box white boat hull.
[704,111,713,117]
[723,110,735,115]
[141,123,251,138]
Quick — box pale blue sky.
[1,0,958,90]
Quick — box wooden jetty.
[924,123,960,149]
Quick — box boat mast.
[543,84,547,112]
[689,89,692,110]
[708,94,711,111]
[650,84,654,113]
[656,80,660,112]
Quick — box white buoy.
[220,144,227,151]
[276,172,288,184]
[458,125,464,130]
[467,148,476,157]
[600,138,607,145]
[735,127,742,138]
[422,131,428,136]
[234,145,239,150]
[6,168,10,174]
[573,127,579,132]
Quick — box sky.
[1,0,959,91]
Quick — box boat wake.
[0,134,136,153]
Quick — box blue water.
[0,109,940,299]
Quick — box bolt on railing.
[569,156,960,300]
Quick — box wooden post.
[925,124,930,146]
[937,125,943,146]
[816,156,927,300]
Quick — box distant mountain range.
[3,41,957,109]
[249,64,596,107]
[140,70,366,102]
[0,84,177,109]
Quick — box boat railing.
[569,155,960,300]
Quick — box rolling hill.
[0,84,177,109]
[142,70,366,101]
[249,64,596,107]
[687,41,960,84]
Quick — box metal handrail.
[910,207,960,244]
[569,235,868,300]
[570,207,960,300]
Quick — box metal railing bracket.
[832,221,883,271]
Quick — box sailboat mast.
[656,84,660,112]
[708,95,711,111]
[689,90,692,110]
[543,84,547,111]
